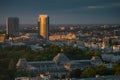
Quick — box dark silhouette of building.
[6,17,19,37]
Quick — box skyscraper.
[38,14,49,40]
[6,17,19,36]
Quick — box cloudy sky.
[0,0,120,24]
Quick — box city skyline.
[0,0,120,24]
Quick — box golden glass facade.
[0,34,5,42]
[38,14,49,40]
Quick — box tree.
[8,59,15,70]
[112,64,120,75]
[96,65,110,75]
[16,69,28,77]
[8,58,16,80]
[0,44,3,51]
[70,68,82,78]
[80,67,96,78]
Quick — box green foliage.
[81,67,96,78]
[0,58,17,80]
[85,50,100,59]
[96,65,111,75]
[62,47,85,60]
[70,68,82,78]
[112,64,120,75]
[16,69,28,77]
[0,43,119,79]
[0,45,31,80]
[8,59,15,70]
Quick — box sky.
[0,0,120,24]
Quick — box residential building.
[101,51,120,63]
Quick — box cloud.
[87,6,104,9]
[112,3,120,7]
[87,2,120,9]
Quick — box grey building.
[6,17,19,36]
[16,52,93,79]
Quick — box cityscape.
[0,0,120,80]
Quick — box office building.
[6,17,19,36]
[0,34,5,43]
[38,14,49,40]
[114,30,120,36]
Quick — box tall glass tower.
[6,17,19,37]
[38,14,49,40]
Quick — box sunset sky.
[0,0,120,24]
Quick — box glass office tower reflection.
[38,14,49,40]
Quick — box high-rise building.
[6,17,19,36]
[114,30,120,37]
[38,14,49,40]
